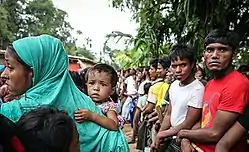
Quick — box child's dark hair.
[158,58,171,69]
[110,91,118,103]
[204,29,239,51]
[144,82,152,95]
[16,107,75,152]
[150,59,159,69]
[86,63,118,87]
[170,44,196,65]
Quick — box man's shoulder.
[225,71,249,90]
[161,81,170,88]
[207,71,249,87]
[170,80,179,87]
[152,80,164,88]
[187,80,205,98]
[191,79,205,89]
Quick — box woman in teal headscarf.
[0,35,129,152]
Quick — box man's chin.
[209,67,221,71]
[209,68,228,79]
[176,77,186,82]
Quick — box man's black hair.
[136,67,143,73]
[170,44,196,64]
[158,58,171,69]
[144,82,152,95]
[204,29,239,51]
[150,59,159,69]
[144,66,150,71]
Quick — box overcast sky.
[52,0,137,56]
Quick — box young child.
[74,63,124,130]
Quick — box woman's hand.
[74,108,93,123]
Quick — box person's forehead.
[171,58,189,65]
[5,50,18,64]
[150,66,156,69]
[88,71,111,80]
[206,43,229,48]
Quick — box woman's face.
[1,49,32,96]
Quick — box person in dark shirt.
[238,65,249,79]
[215,105,249,152]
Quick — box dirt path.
[123,124,136,152]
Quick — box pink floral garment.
[97,102,124,128]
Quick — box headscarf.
[0,35,128,152]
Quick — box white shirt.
[138,79,150,95]
[125,75,137,95]
[169,79,204,127]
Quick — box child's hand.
[74,108,93,123]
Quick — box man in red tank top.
[178,29,249,152]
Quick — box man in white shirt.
[153,44,204,151]
[121,69,137,120]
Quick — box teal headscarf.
[0,35,129,152]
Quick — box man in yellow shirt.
[143,58,171,116]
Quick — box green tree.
[75,46,96,61]
[0,0,25,47]
[110,0,249,65]
[0,0,97,60]
[0,4,13,48]
[23,0,74,44]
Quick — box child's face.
[87,71,113,103]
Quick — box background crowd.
[0,29,249,152]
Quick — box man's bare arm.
[192,121,201,130]
[159,102,172,131]
[215,121,246,152]
[143,102,155,116]
[178,110,239,143]
[159,106,202,137]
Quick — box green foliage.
[67,45,96,61]
[0,5,14,47]
[104,29,171,69]
[23,0,73,42]
[110,0,249,66]
[0,0,96,61]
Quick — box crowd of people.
[0,29,248,152]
